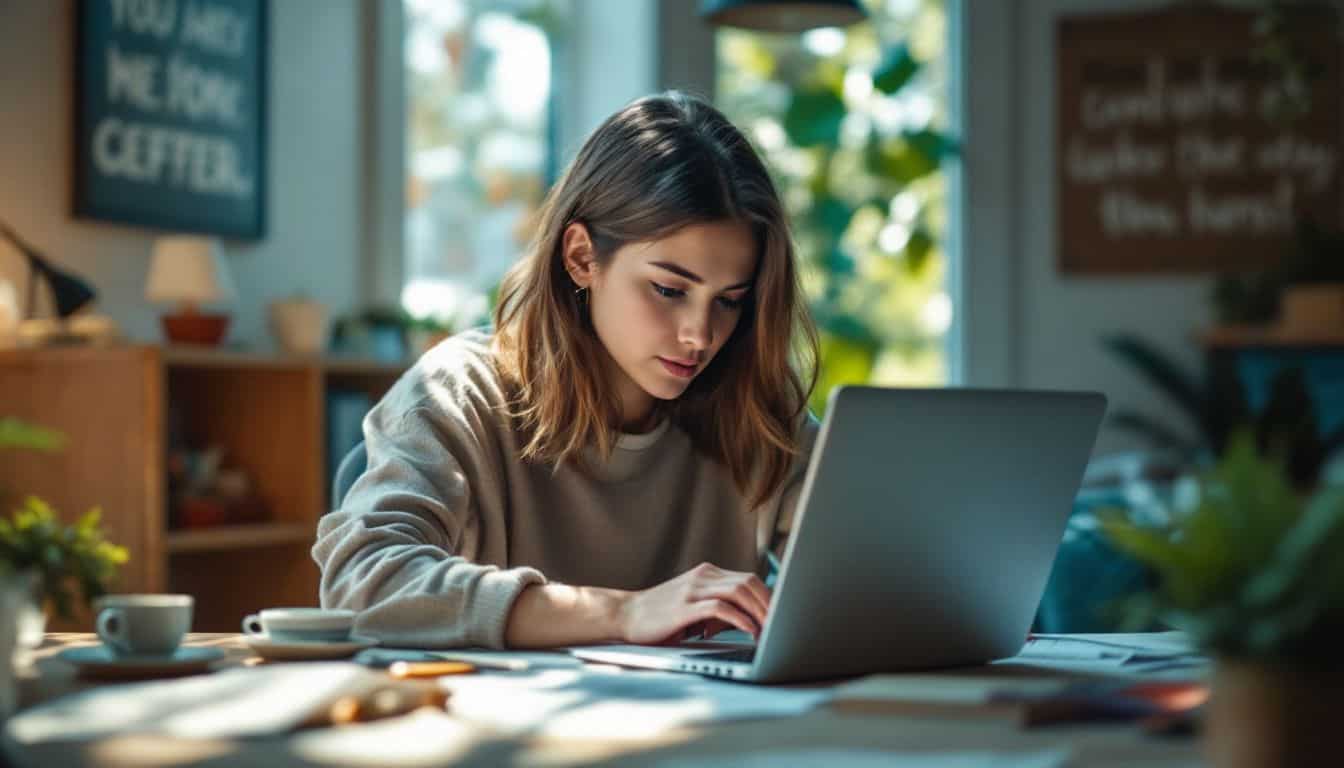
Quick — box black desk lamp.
[699,0,867,33]
[0,218,96,319]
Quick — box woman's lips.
[658,357,698,378]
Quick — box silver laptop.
[569,385,1107,684]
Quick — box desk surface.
[6,634,1202,768]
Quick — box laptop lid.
[748,385,1106,683]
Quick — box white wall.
[0,0,365,347]
[961,0,1254,456]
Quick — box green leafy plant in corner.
[1100,432,1344,661]
[0,418,128,620]
[0,499,128,621]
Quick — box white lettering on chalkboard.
[1189,179,1294,234]
[92,117,252,198]
[1100,189,1180,235]
[1068,52,1336,242]
[181,0,247,57]
[1176,134,1244,178]
[1068,133,1167,181]
[1081,58,1246,130]
[166,54,242,125]
[106,44,161,111]
[91,0,256,202]
[1257,133,1337,192]
[109,0,177,39]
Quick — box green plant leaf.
[865,131,953,184]
[903,229,933,273]
[0,498,127,620]
[873,44,919,95]
[783,85,846,147]
[1101,334,1206,432]
[1106,410,1200,459]
[0,419,65,452]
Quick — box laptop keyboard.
[696,648,756,663]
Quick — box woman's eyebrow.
[650,261,752,291]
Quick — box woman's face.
[565,220,757,430]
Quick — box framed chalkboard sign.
[1057,6,1341,274]
[74,0,267,238]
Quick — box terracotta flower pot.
[1204,659,1339,768]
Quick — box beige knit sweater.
[311,330,817,649]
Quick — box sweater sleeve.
[312,368,545,649]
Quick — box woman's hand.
[618,562,772,645]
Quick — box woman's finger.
[691,599,758,637]
[735,575,772,625]
[692,577,768,629]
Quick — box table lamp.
[145,236,236,346]
[698,0,866,32]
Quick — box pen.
[431,654,531,672]
[389,661,477,679]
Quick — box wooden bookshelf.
[1200,325,1344,349]
[164,522,316,553]
[0,344,406,631]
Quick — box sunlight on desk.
[291,710,479,767]
[91,735,237,767]
[654,748,1070,768]
[440,666,828,740]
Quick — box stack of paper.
[1003,632,1208,676]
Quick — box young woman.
[313,91,819,649]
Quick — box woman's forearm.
[503,583,631,648]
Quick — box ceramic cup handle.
[96,607,128,650]
[241,614,265,636]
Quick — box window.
[715,0,953,413]
[401,0,567,327]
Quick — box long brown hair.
[494,91,818,506]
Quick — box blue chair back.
[332,441,368,508]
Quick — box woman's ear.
[561,222,598,288]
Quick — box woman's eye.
[651,282,685,299]
[717,296,744,310]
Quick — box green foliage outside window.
[715,0,955,414]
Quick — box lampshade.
[26,255,97,318]
[699,0,867,32]
[145,236,236,306]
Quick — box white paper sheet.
[997,631,1208,678]
[7,663,378,742]
[1019,632,1198,661]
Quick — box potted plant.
[1100,433,1344,768]
[0,418,128,642]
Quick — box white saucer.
[244,633,379,661]
[57,645,225,679]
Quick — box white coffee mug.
[242,607,354,643]
[95,594,193,656]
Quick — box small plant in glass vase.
[1100,432,1344,768]
[0,418,128,644]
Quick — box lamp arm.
[0,218,43,263]
[0,217,52,319]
